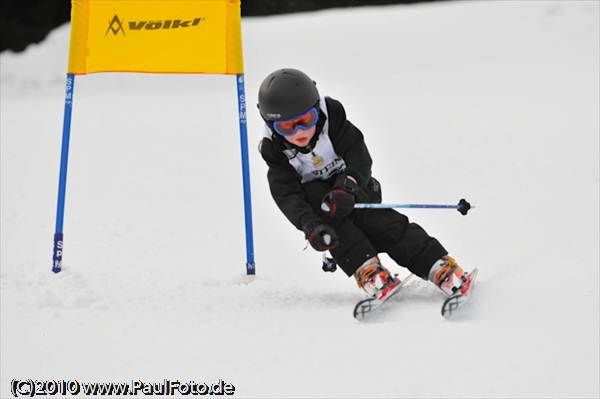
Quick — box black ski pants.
[303,180,447,278]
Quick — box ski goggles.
[272,107,319,137]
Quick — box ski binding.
[353,274,413,321]
[441,268,479,319]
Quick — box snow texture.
[1,1,599,397]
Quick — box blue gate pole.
[236,74,256,275]
[52,73,75,273]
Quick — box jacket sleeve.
[259,137,321,231]
[325,97,373,189]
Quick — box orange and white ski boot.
[429,256,472,296]
[354,256,400,300]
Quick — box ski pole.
[354,198,472,215]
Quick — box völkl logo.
[105,14,205,38]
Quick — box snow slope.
[1,1,599,397]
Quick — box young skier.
[257,68,471,302]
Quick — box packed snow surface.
[1,1,598,397]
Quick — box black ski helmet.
[258,68,320,122]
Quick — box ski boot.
[429,255,472,296]
[354,256,401,300]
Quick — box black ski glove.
[303,222,339,252]
[321,174,358,218]
[321,190,355,218]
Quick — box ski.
[441,268,479,319]
[353,274,413,321]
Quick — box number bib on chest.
[283,132,346,183]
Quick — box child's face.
[283,126,317,147]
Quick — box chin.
[293,139,310,147]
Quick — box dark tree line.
[1,0,447,53]
[241,0,446,15]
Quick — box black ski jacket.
[259,96,380,231]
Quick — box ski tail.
[441,268,479,319]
